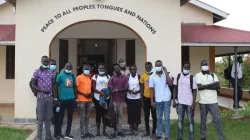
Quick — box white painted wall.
[0,3,15,24]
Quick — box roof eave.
[0,41,15,46]
[5,0,16,7]
[180,0,190,6]
[182,42,250,47]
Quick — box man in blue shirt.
[55,62,76,140]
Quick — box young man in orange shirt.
[76,63,94,139]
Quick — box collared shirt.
[33,68,54,98]
[149,71,172,102]
[76,74,92,102]
[173,73,197,105]
[108,74,128,102]
[195,72,219,104]
[140,73,151,98]
[231,62,242,79]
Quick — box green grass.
[170,119,250,140]
[0,127,29,140]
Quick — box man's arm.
[117,77,129,92]
[197,82,219,90]
[162,67,173,86]
[192,89,197,105]
[32,70,48,93]
[206,82,220,90]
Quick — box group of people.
[32,56,225,140]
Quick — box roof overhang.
[180,0,190,6]
[0,41,15,45]
[5,0,15,7]
[182,42,250,47]
[188,0,229,23]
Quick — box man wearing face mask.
[32,56,54,140]
[231,56,243,108]
[76,63,94,139]
[140,62,157,137]
[196,60,225,140]
[119,58,130,75]
[172,61,197,140]
[149,60,173,140]
[55,62,76,140]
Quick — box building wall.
[0,3,15,24]
[15,0,181,120]
[0,46,14,103]
[181,3,213,25]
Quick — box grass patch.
[170,119,250,140]
[0,127,29,140]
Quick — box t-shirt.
[127,74,141,99]
[140,73,151,98]
[76,74,92,102]
[92,75,110,100]
[56,72,76,100]
[195,72,218,104]
[173,73,197,105]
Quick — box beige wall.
[0,46,14,103]
[15,0,181,119]
[0,3,15,24]
[181,3,213,25]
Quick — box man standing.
[173,61,197,140]
[231,56,243,108]
[140,62,157,137]
[108,63,129,138]
[76,63,94,139]
[118,58,130,75]
[55,62,76,140]
[32,56,54,140]
[196,60,225,140]
[149,60,172,140]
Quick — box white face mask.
[201,66,209,71]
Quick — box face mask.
[155,66,162,72]
[183,69,189,75]
[65,70,72,73]
[83,70,90,75]
[119,62,126,67]
[201,66,209,71]
[42,65,49,69]
[99,71,105,75]
[146,69,153,74]
[49,65,56,71]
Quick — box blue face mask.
[183,69,190,75]
[42,65,49,69]
[49,65,56,71]
[65,70,72,73]
[155,66,162,72]
[99,71,105,75]
[83,70,90,75]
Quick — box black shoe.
[85,132,95,138]
[65,135,74,140]
[238,105,243,108]
[109,133,116,139]
[81,135,87,139]
[154,136,162,140]
[141,132,150,137]
[55,135,64,140]
[164,137,170,140]
[117,131,125,137]
[201,138,206,140]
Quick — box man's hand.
[85,94,92,99]
[110,89,117,94]
[128,90,133,94]
[162,66,167,73]
[173,100,177,108]
[43,90,51,94]
[151,101,156,108]
[190,103,195,111]
[100,92,105,97]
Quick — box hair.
[83,62,90,66]
[145,62,152,66]
[50,59,56,62]
[41,55,48,60]
[97,63,105,68]
[113,63,119,68]
[155,60,162,63]
[183,61,191,67]
[129,64,137,69]
[237,56,242,60]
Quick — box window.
[6,46,15,79]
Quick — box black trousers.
[55,99,75,136]
[143,96,157,133]
[231,78,243,106]
[127,98,141,125]
[93,97,110,125]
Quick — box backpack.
[224,65,232,80]
[174,73,194,99]
[210,73,220,94]
[104,99,117,128]
[29,78,37,97]
[167,72,175,99]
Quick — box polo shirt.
[195,72,219,104]
[149,72,172,102]
[76,74,92,102]
[173,73,197,105]
[140,73,151,98]
[56,72,76,100]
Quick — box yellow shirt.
[140,73,151,98]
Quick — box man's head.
[49,59,56,71]
[129,64,137,75]
[113,63,121,74]
[155,60,162,72]
[145,62,153,74]
[65,62,72,74]
[82,63,90,75]
[41,56,50,69]
[119,58,126,67]
[201,60,209,71]
[182,61,190,75]
[98,63,105,75]
[237,56,243,63]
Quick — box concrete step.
[0,114,14,123]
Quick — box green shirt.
[56,72,76,100]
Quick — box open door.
[59,39,69,71]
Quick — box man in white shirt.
[196,60,225,140]
[231,56,243,108]
[149,60,172,140]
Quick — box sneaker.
[164,137,170,140]
[201,138,206,140]
[85,132,95,138]
[117,131,125,137]
[81,135,87,139]
[154,136,162,140]
[65,135,74,139]
[141,133,150,137]
[55,135,64,140]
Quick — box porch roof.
[0,25,15,45]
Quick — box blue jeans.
[177,104,194,140]
[155,101,171,137]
